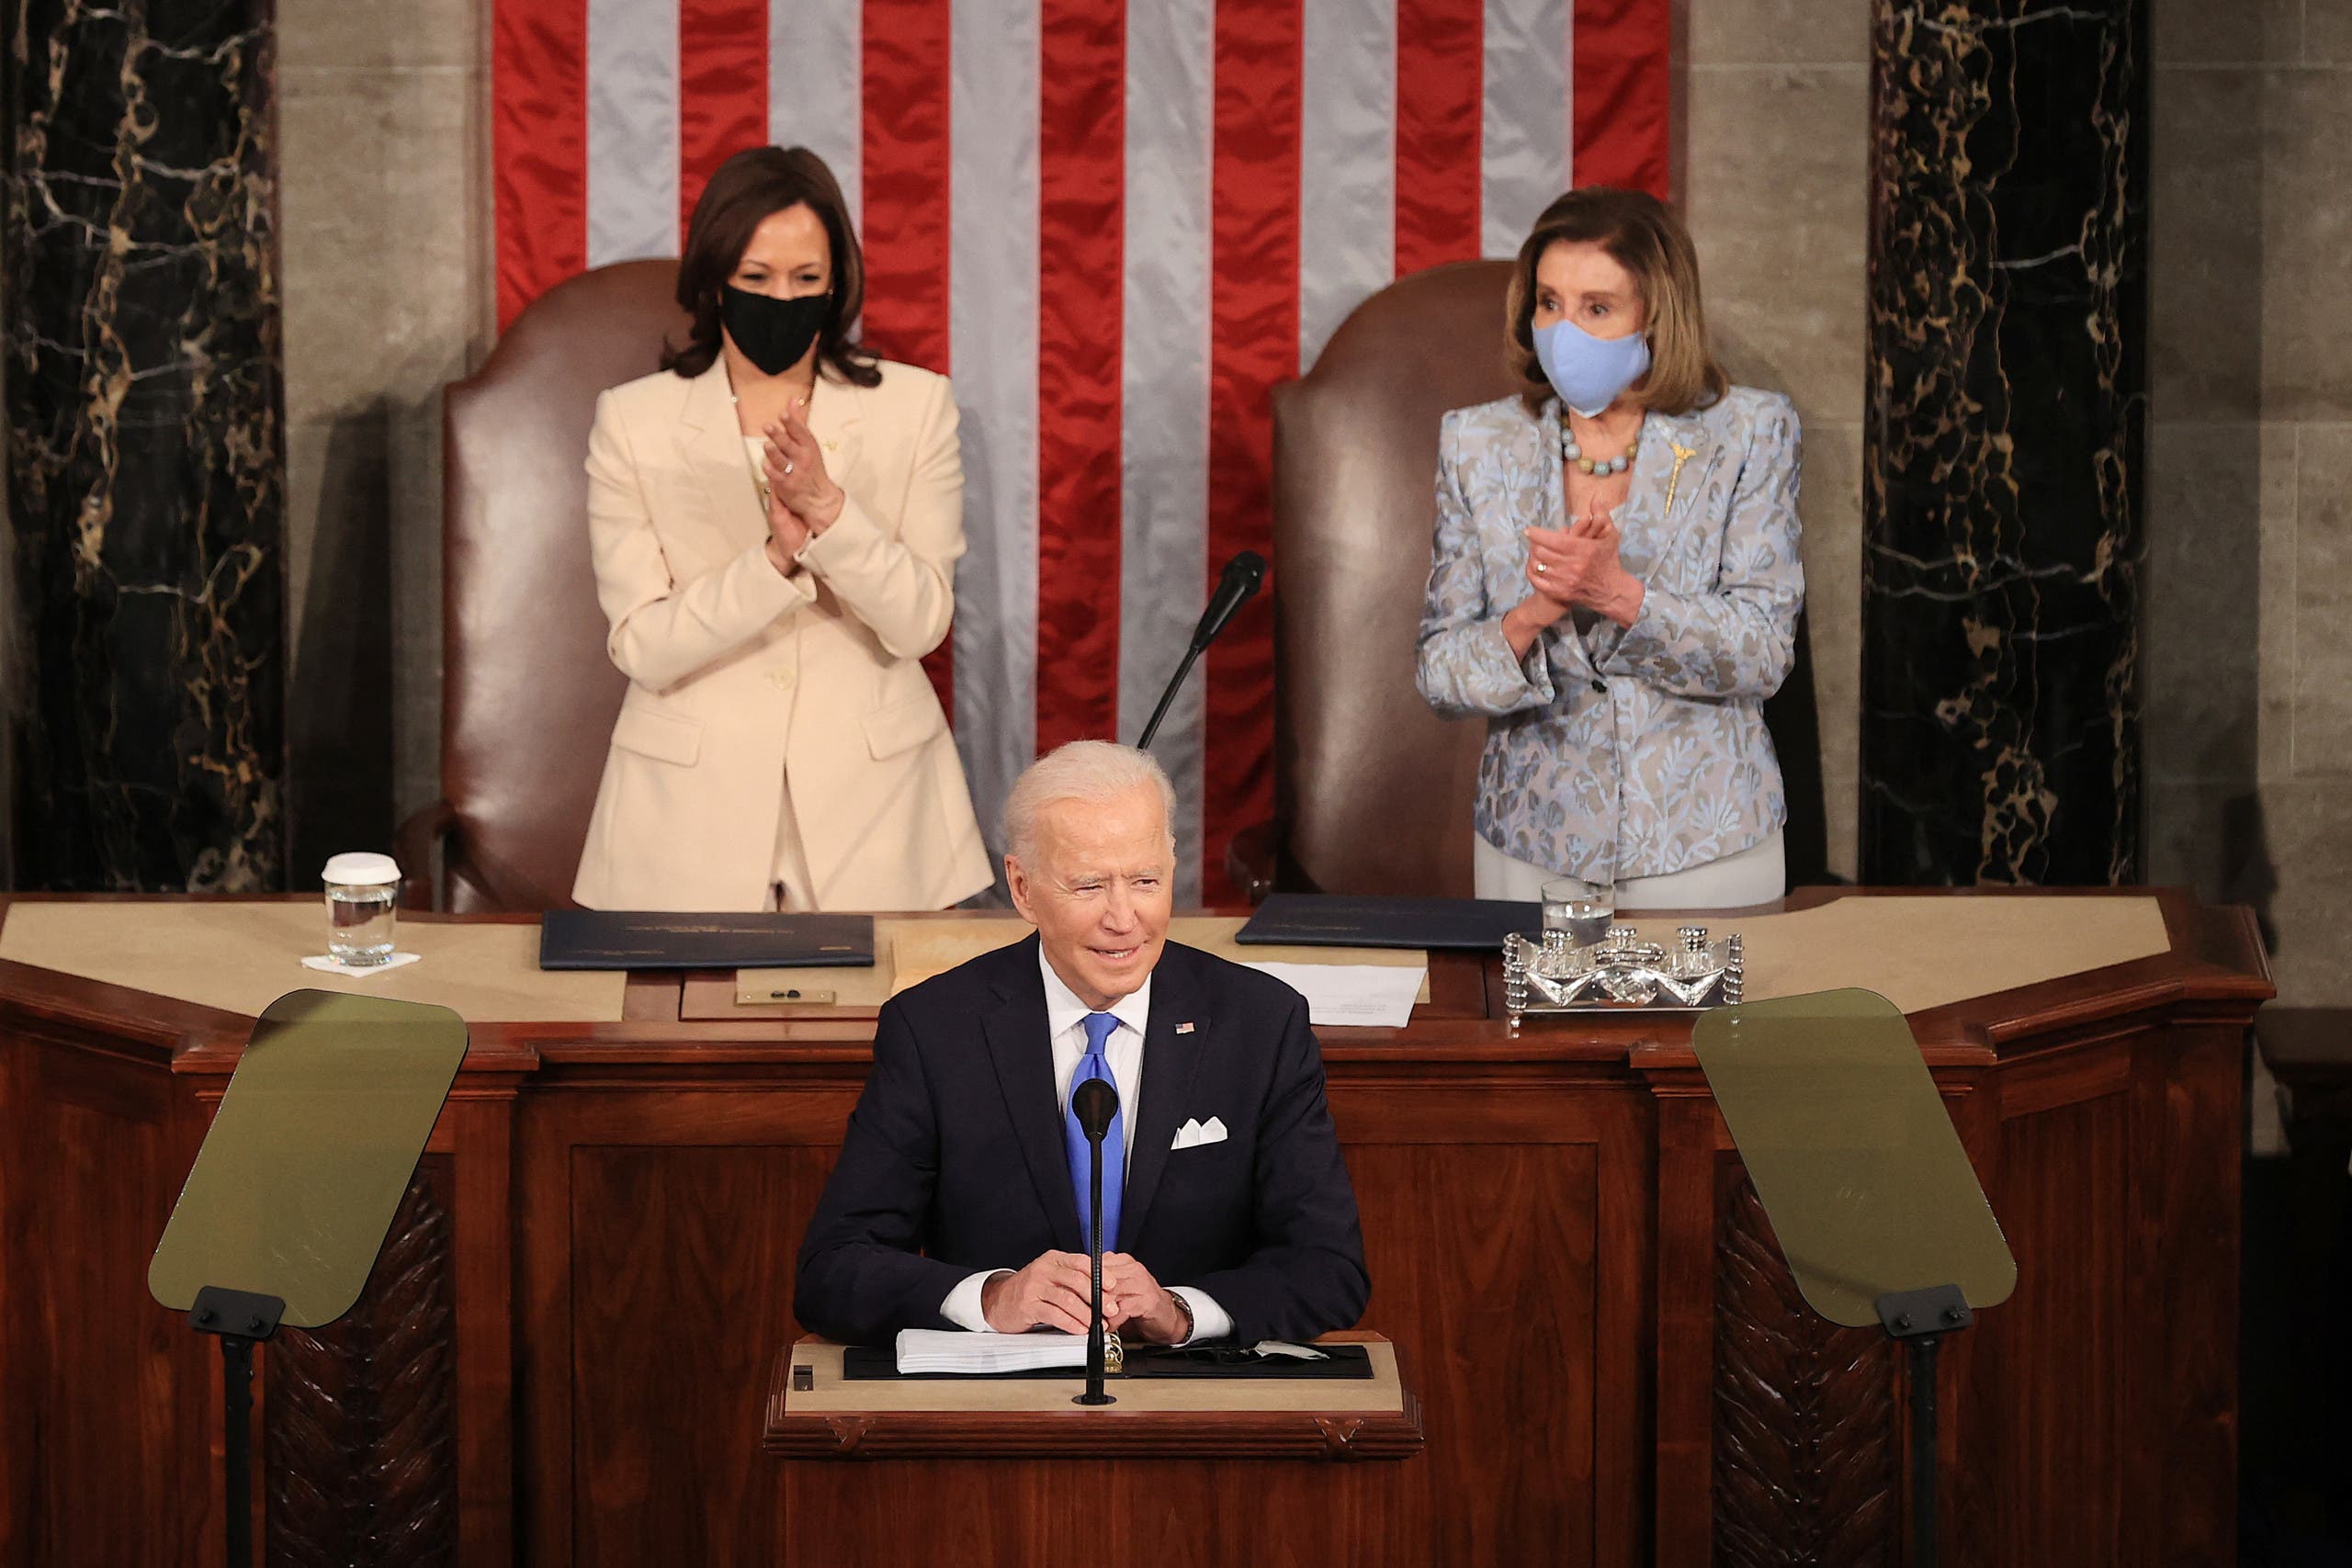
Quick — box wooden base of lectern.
[766,1334,1423,1566]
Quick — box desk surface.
[0,888,2189,1038]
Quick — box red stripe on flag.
[1394,0,1484,276]
[1033,0,1127,757]
[859,0,952,371]
[678,0,769,239]
[1202,0,1301,904]
[1571,0,1671,197]
[860,0,956,716]
[492,0,589,330]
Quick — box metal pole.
[221,1335,254,1568]
[1910,1335,1939,1568]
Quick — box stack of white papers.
[1241,963,1426,1028]
[895,1328,1090,1374]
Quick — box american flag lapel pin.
[1174,1021,1195,1034]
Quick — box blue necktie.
[1064,1010,1125,1252]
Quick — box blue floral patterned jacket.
[1414,387,1804,881]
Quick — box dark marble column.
[1860,0,2149,886]
[3,0,288,891]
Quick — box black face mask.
[719,286,828,376]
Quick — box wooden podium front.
[0,889,2273,1565]
[764,1334,1421,1564]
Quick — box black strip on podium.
[842,1344,1375,1381]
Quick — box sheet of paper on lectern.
[1241,962,1426,1028]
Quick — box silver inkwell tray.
[1503,924,1745,1021]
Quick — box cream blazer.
[570,356,994,912]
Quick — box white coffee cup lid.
[322,852,401,886]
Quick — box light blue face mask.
[1532,317,1651,418]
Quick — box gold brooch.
[1665,440,1702,512]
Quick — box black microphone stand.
[1136,551,1264,750]
[1135,646,1203,752]
[1069,1076,1121,1404]
[1076,1117,1114,1406]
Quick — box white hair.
[1002,741,1177,865]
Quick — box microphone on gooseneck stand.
[1134,550,1267,750]
[1070,1076,1121,1407]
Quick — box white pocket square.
[1170,1115,1228,1150]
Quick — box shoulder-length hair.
[1503,186,1727,417]
[663,146,882,387]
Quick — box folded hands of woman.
[761,398,844,570]
[1523,511,1645,629]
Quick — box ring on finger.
[1534,561,1548,574]
[783,460,795,475]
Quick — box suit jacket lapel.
[673,358,771,556]
[1584,407,1719,665]
[805,370,867,505]
[978,936,1083,1252]
[1118,951,1208,1248]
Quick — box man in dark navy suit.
[795,741,1368,1347]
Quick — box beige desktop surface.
[0,903,627,1023]
[0,895,2170,1029]
[1611,894,2170,1014]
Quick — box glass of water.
[1541,875,1615,954]
[322,852,401,966]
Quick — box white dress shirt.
[936,947,1233,1342]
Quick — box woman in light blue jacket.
[1416,187,1804,908]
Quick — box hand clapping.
[760,397,843,569]
[1524,507,1644,628]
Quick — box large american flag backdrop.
[492,0,1670,901]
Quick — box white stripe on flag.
[1561,5,1577,186]
[949,0,1042,878]
[1482,0,1570,256]
[770,1,864,233]
[1118,0,1215,906]
[1297,0,1395,373]
[585,0,681,265]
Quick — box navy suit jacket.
[794,935,1370,1345]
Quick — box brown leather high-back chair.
[395,261,691,909]
[1261,259,1827,898]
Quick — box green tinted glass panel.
[1691,988,2017,1327]
[148,989,468,1328]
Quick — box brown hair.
[1503,186,1726,416]
[664,146,882,387]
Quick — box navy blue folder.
[1232,894,1539,951]
[537,910,876,970]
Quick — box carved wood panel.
[1712,1162,1900,1567]
[1348,1140,1605,1564]
[265,1163,458,1567]
[567,1145,839,1568]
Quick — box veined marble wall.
[3,0,288,891]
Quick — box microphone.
[1134,551,1267,750]
[1071,1076,1120,1407]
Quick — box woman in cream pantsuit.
[571,146,992,913]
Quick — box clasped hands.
[1510,508,1645,637]
[761,398,844,571]
[980,1249,1191,1344]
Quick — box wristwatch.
[1168,1290,1196,1346]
